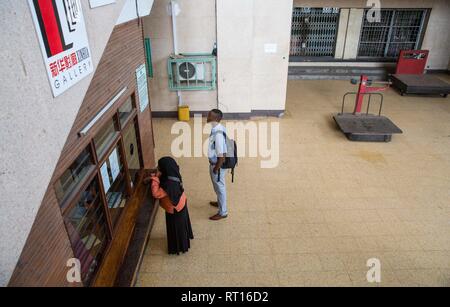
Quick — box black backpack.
[212,131,238,182]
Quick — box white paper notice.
[136,64,149,113]
[264,43,278,54]
[100,163,111,192]
[109,148,120,181]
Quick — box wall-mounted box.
[168,53,217,91]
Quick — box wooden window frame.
[120,117,145,192]
[56,94,143,285]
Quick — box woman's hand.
[151,170,162,178]
[149,170,161,180]
[144,168,162,185]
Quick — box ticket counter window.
[55,148,95,203]
[63,177,109,285]
[94,120,119,159]
[118,97,134,127]
[56,94,144,285]
[100,145,128,229]
[123,120,142,187]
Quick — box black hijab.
[158,157,184,205]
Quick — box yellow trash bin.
[178,105,190,122]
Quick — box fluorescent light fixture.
[79,87,128,136]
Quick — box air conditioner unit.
[178,62,205,81]
[168,54,216,91]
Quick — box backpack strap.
[216,168,236,183]
[211,130,230,183]
[211,131,227,150]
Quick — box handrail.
[341,92,384,116]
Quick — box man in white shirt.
[207,109,228,221]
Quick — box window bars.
[290,7,340,57]
[358,9,427,59]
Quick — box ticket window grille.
[290,7,340,57]
[358,9,428,59]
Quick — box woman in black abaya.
[149,157,194,255]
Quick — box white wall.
[144,0,293,114]
[143,0,218,112]
[216,0,254,113]
[216,0,294,113]
[0,0,127,286]
[250,0,293,111]
[335,8,349,59]
[292,0,450,70]
[217,0,293,113]
[421,0,450,69]
[343,8,363,60]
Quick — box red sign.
[29,0,93,97]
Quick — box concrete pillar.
[335,8,350,59]
[343,8,364,60]
[216,0,254,114]
[217,0,292,114]
[251,0,292,111]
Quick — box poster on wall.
[136,64,150,113]
[28,0,94,97]
[264,43,278,54]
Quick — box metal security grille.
[290,7,340,57]
[358,9,427,59]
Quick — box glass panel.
[100,145,128,229]
[63,177,109,286]
[123,121,142,187]
[94,120,118,159]
[118,97,135,128]
[55,148,94,203]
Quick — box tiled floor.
[138,78,450,287]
